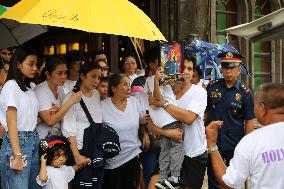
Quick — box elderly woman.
[101,73,148,189]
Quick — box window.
[253,0,271,91]
[216,0,238,48]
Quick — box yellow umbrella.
[0,0,167,41]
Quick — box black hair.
[0,56,4,69]
[143,47,160,77]
[108,73,128,97]
[99,76,109,83]
[144,47,160,66]
[194,65,202,77]
[39,55,66,83]
[6,47,37,92]
[120,52,138,72]
[131,76,146,88]
[91,50,107,61]
[184,53,197,69]
[46,146,68,166]
[73,61,102,92]
[65,50,86,70]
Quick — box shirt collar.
[220,78,240,90]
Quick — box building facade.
[1,0,283,89]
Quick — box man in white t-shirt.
[206,83,284,189]
[146,67,184,189]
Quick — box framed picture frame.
[159,41,184,85]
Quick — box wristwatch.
[207,145,218,153]
[163,101,171,109]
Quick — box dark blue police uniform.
[206,78,255,189]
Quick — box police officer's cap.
[218,51,243,68]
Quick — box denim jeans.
[0,131,40,189]
[141,151,159,188]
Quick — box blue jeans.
[0,131,40,189]
[141,151,159,188]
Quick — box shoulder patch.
[207,80,220,88]
[240,82,251,94]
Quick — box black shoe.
[155,179,168,189]
[164,179,182,189]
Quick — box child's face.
[51,149,67,168]
[97,81,108,100]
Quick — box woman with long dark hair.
[0,47,40,189]
[34,56,81,139]
[62,62,102,188]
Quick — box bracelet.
[207,145,218,153]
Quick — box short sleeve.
[1,80,20,111]
[36,175,50,186]
[34,87,53,112]
[222,137,250,188]
[132,96,144,120]
[243,92,255,120]
[187,88,207,117]
[62,93,78,137]
[66,166,75,182]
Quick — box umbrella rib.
[0,19,20,45]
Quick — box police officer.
[205,51,256,189]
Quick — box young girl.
[0,48,40,189]
[34,56,81,139]
[37,136,80,189]
[62,62,102,188]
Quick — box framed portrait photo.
[160,41,184,85]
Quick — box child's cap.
[39,135,70,159]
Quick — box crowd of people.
[0,46,283,189]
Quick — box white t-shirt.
[222,122,284,189]
[62,90,102,150]
[177,84,207,157]
[34,81,65,139]
[0,80,39,131]
[63,80,77,95]
[36,165,75,189]
[196,79,209,87]
[145,76,177,128]
[101,96,142,169]
[131,92,148,114]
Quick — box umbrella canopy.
[186,40,250,80]
[224,8,284,42]
[0,5,7,16]
[0,0,167,41]
[0,18,48,48]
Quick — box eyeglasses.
[101,66,109,71]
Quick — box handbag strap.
[80,99,95,124]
